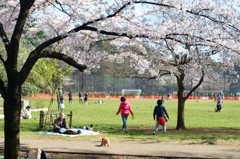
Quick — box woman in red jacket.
[116,97,134,131]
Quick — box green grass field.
[0,98,240,145]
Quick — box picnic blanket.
[38,128,100,137]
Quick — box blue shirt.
[153,105,169,120]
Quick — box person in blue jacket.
[153,100,170,134]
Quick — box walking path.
[0,138,240,158]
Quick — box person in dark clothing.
[215,101,222,112]
[79,92,83,104]
[84,92,89,104]
[167,92,171,101]
[54,113,69,132]
[153,100,170,134]
[161,94,164,103]
[68,91,72,104]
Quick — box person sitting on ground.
[54,112,69,132]
[215,101,222,112]
[24,106,37,119]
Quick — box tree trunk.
[85,74,87,92]
[82,72,84,92]
[4,85,21,159]
[176,86,187,130]
[117,76,119,95]
[176,73,187,130]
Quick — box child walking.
[153,99,170,134]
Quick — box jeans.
[69,99,72,104]
[154,120,166,133]
[121,115,128,129]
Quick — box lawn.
[0,98,240,145]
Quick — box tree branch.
[0,75,7,99]
[186,10,240,33]
[0,22,10,53]
[20,50,86,84]
[183,71,204,101]
[0,54,5,66]
[83,1,174,26]
[32,1,173,57]
[8,0,34,63]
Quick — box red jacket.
[116,101,134,115]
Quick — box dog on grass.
[101,137,110,146]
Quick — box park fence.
[30,94,240,100]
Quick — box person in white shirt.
[24,106,36,119]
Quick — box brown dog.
[101,137,110,146]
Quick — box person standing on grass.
[153,99,170,135]
[167,92,171,101]
[68,91,73,104]
[221,93,224,103]
[60,92,64,111]
[84,92,89,104]
[214,93,217,103]
[79,92,83,104]
[116,97,134,131]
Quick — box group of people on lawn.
[57,91,89,112]
[22,92,222,134]
[51,96,170,134]
[116,97,169,134]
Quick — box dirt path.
[128,127,240,135]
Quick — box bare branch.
[32,1,173,55]
[8,0,34,63]
[186,10,240,33]
[101,62,171,80]
[0,22,10,53]
[0,54,5,65]
[120,72,171,80]
[20,50,86,85]
[183,71,204,101]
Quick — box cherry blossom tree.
[1,0,240,158]
[103,38,224,129]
